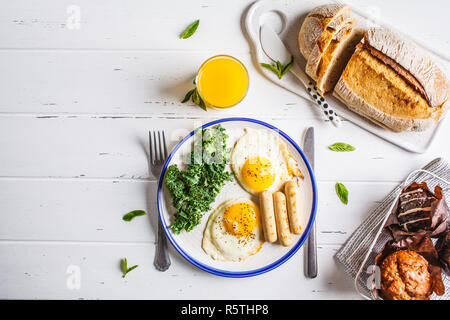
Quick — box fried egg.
[230,128,302,195]
[202,198,264,261]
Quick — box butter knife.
[259,23,341,126]
[303,127,317,278]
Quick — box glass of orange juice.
[195,55,249,109]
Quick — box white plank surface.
[0,242,357,300]
[0,116,447,181]
[0,0,449,300]
[0,179,394,244]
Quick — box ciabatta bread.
[334,27,450,132]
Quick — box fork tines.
[149,130,167,165]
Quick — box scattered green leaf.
[121,258,138,278]
[181,89,195,103]
[329,142,356,152]
[180,19,200,39]
[335,182,349,205]
[281,56,294,77]
[261,56,294,79]
[181,82,207,111]
[122,210,146,222]
[260,63,280,76]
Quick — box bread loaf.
[299,4,363,94]
[298,4,351,60]
[315,24,364,94]
[334,27,450,132]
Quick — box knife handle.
[306,221,318,278]
[305,81,341,127]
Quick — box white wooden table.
[1,0,449,300]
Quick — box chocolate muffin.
[396,184,436,232]
[380,250,433,300]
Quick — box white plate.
[157,118,318,277]
[244,0,450,153]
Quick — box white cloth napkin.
[335,157,450,300]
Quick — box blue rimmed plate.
[157,117,317,277]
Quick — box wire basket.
[354,169,450,300]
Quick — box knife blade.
[303,127,317,278]
[259,23,341,127]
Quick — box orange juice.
[196,55,249,109]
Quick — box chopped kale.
[165,125,233,233]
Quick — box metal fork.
[149,130,171,271]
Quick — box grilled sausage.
[273,192,293,246]
[259,190,277,243]
[285,181,302,234]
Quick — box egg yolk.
[223,202,259,237]
[241,156,275,192]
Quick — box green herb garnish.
[180,19,200,39]
[335,182,349,205]
[181,79,207,111]
[122,210,146,222]
[121,258,138,278]
[165,125,233,233]
[329,143,356,152]
[181,89,195,103]
[261,55,294,79]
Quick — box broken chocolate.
[385,182,449,240]
[436,230,450,276]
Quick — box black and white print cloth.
[307,81,341,126]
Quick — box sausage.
[285,181,302,234]
[273,192,293,246]
[259,190,277,243]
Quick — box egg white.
[202,198,264,262]
[230,128,293,195]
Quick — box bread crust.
[305,18,355,81]
[334,82,433,132]
[334,29,450,132]
[364,27,450,110]
[299,7,450,132]
[315,26,364,94]
[298,4,351,61]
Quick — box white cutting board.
[244,0,450,153]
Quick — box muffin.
[380,250,433,300]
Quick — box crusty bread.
[305,18,356,84]
[334,28,450,132]
[298,4,351,61]
[364,28,449,110]
[315,25,364,94]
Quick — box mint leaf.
[329,143,356,152]
[276,60,283,73]
[121,258,138,278]
[181,89,195,103]
[122,210,146,222]
[335,182,349,205]
[181,85,207,111]
[281,56,294,77]
[261,56,294,80]
[261,63,281,79]
[180,20,200,39]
